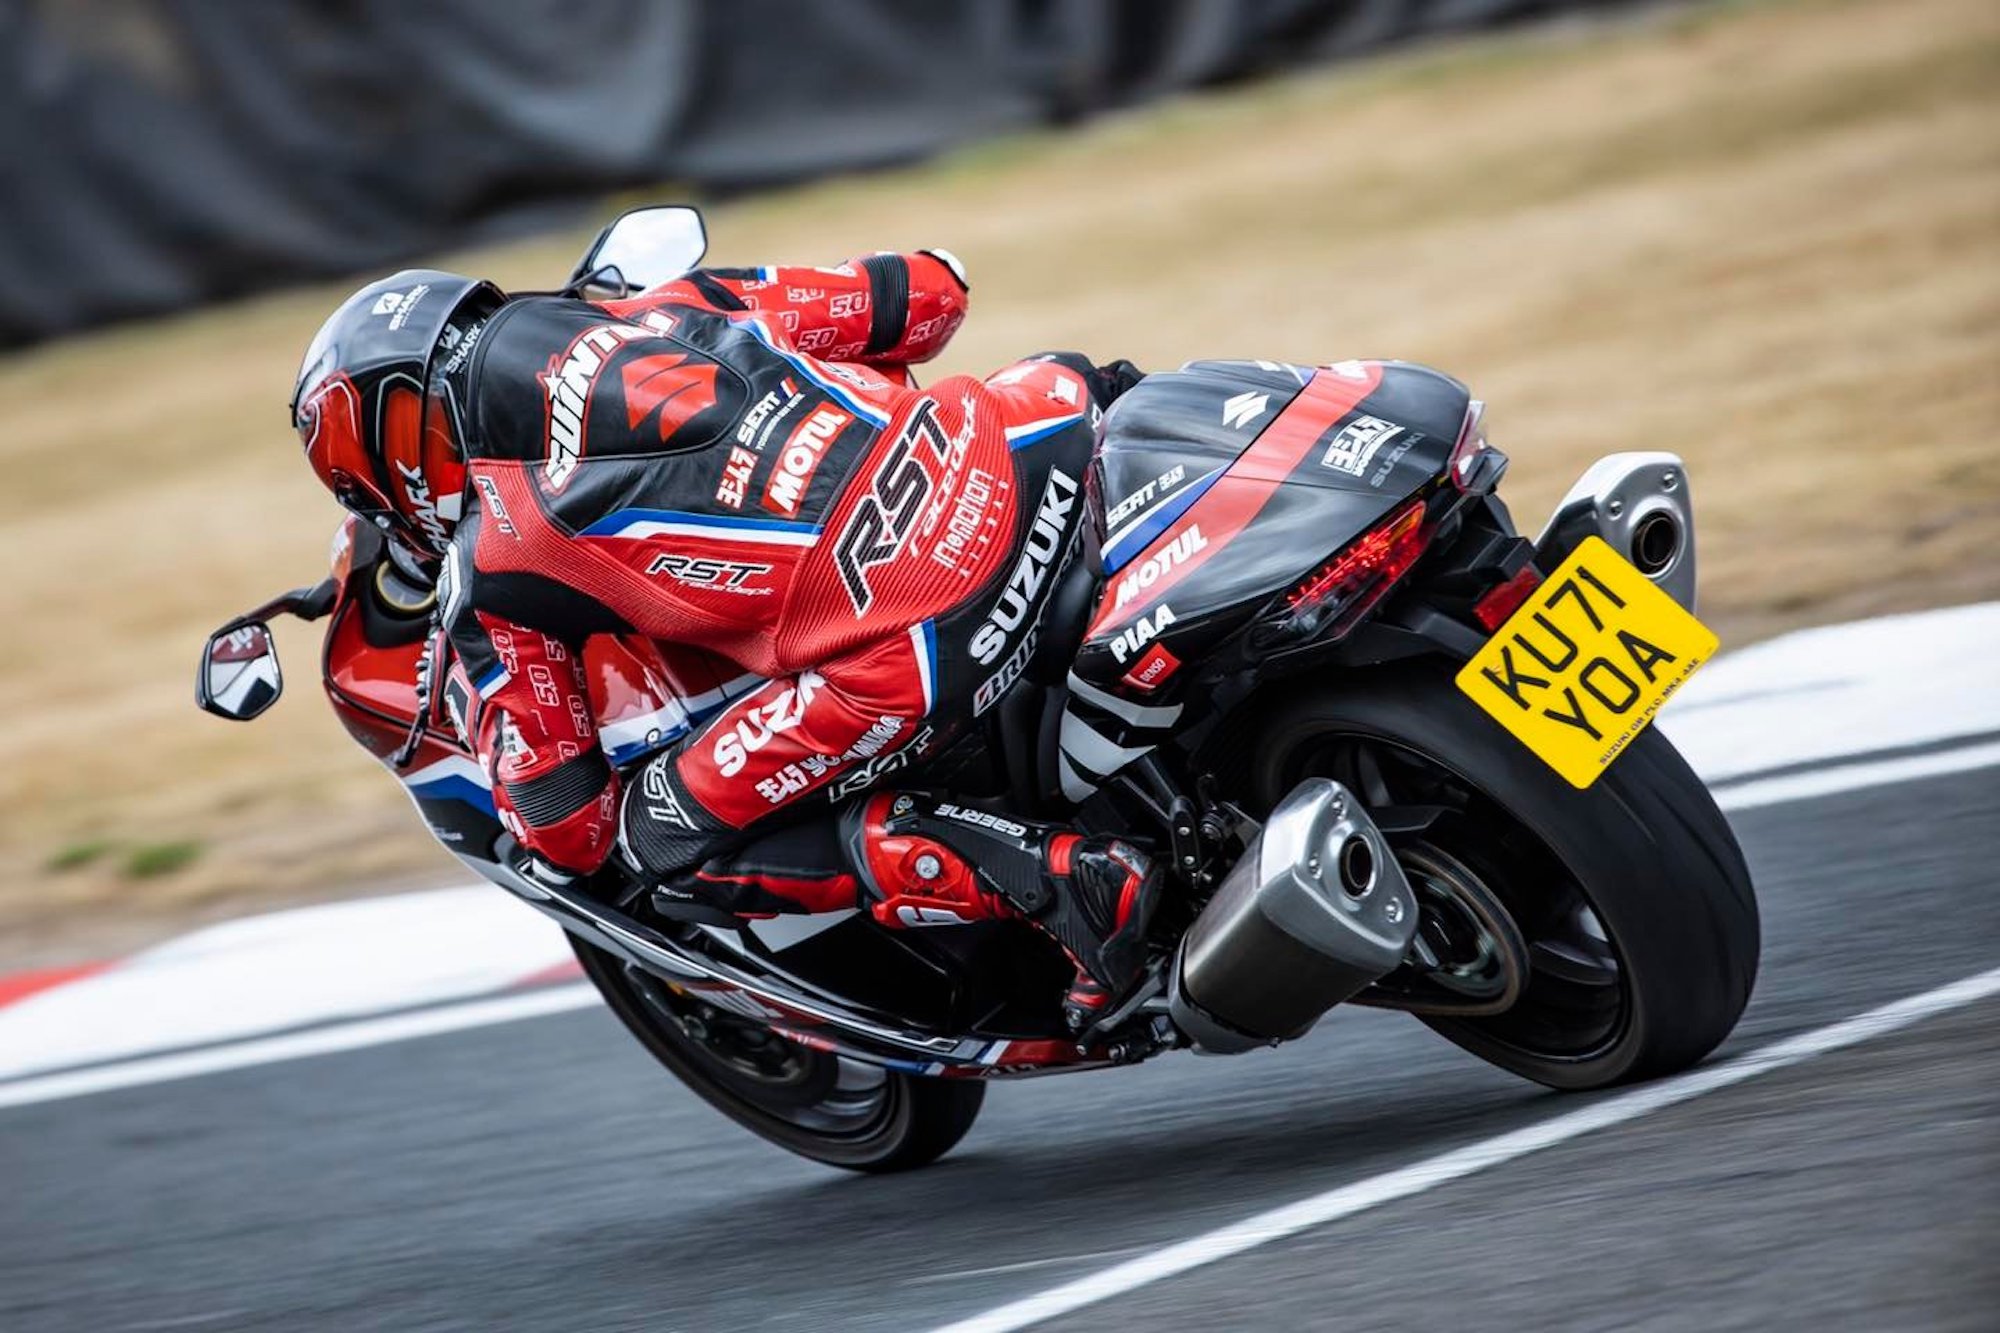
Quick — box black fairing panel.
[1093,359,1311,572]
[1078,360,1472,685]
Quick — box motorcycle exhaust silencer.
[1169,778,1419,1054]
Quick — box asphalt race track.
[3,766,1996,1332]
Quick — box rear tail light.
[1472,563,1544,632]
[1268,498,1432,642]
[1449,399,1491,491]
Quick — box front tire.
[1236,669,1759,1090]
[573,939,984,1171]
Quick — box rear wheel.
[1235,669,1759,1089]
[573,939,984,1171]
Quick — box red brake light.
[1278,498,1431,642]
[1473,563,1544,632]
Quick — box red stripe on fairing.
[1085,365,1383,637]
[0,960,111,1008]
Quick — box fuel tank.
[1079,359,1471,692]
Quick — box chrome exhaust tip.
[1336,833,1377,897]
[1535,451,1698,612]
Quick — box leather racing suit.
[431,253,1151,1002]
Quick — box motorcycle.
[198,206,1759,1172]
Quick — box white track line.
[1709,740,2000,812]
[929,964,2000,1333]
[0,985,598,1111]
[0,745,1993,1110]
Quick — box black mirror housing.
[196,622,284,721]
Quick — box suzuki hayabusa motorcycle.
[198,206,1758,1172]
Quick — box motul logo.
[764,405,850,515]
[1113,526,1208,609]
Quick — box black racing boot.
[843,793,1165,1030]
[1036,834,1162,1029]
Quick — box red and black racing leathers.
[434,252,1107,905]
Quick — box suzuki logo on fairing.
[1221,391,1269,429]
[1109,604,1178,664]
[969,469,1078,665]
[1112,526,1208,609]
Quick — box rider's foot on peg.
[1039,836,1163,1030]
[845,797,1164,1029]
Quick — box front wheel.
[1235,669,1760,1090]
[572,939,984,1171]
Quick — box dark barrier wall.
[0,0,1613,345]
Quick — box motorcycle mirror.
[192,579,337,722]
[197,621,284,722]
[568,205,709,299]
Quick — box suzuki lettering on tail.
[1221,391,1269,429]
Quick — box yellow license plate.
[1455,536,1717,788]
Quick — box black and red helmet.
[292,270,505,554]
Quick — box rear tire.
[573,938,984,1171]
[1238,669,1759,1089]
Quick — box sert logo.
[1221,391,1269,429]
[1112,525,1208,609]
[763,405,850,515]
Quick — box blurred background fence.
[0,0,1623,345]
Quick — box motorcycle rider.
[291,248,1159,1024]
